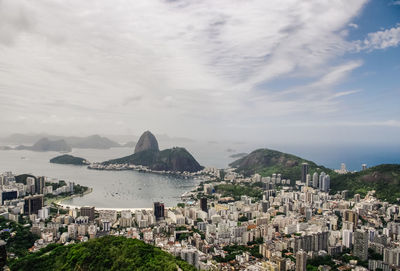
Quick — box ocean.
[0,141,398,208]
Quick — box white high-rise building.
[38,207,49,220]
[312,172,319,188]
[319,172,326,190]
[343,229,353,248]
[321,175,330,192]
[306,174,311,187]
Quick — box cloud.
[354,24,400,51]
[0,0,35,45]
[348,23,359,29]
[0,0,381,141]
[289,120,400,128]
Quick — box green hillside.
[330,164,400,203]
[229,148,331,181]
[10,236,196,271]
[50,154,89,165]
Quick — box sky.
[0,0,399,145]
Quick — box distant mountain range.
[15,138,72,152]
[102,131,203,173]
[229,148,400,203]
[1,134,128,151]
[1,133,193,146]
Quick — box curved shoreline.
[53,187,177,211]
[50,187,93,207]
[51,168,203,211]
[55,203,155,212]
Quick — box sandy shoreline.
[55,203,156,212]
[54,188,168,211]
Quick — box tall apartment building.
[35,176,45,195]
[312,172,319,188]
[200,197,208,213]
[154,202,165,221]
[383,247,400,267]
[24,195,44,215]
[344,210,359,230]
[342,229,353,248]
[354,230,368,261]
[293,231,328,253]
[80,206,95,221]
[301,163,309,183]
[296,250,307,271]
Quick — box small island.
[50,154,89,165]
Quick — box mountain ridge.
[15,138,72,152]
[3,135,122,150]
[229,148,331,181]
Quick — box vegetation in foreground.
[10,236,196,271]
[0,217,38,259]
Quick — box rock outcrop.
[134,131,159,154]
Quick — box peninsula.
[91,131,203,173]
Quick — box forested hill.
[229,148,331,180]
[50,154,89,165]
[10,236,196,271]
[330,164,400,203]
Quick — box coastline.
[49,187,93,207]
[55,204,155,212]
[48,164,204,211]
[87,163,203,179]
[53,187,178,211]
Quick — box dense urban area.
[0,161,399,271]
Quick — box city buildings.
[24,194,44,215]
[80,206,95,221]
[200,197,208,213]
[154,202,165,221]
[296,250,307,271]
[1,168,400,271]
[301,163,309,183]
[354,230,368,261]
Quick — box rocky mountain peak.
[134,131,159,154]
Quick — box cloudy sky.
[0,0,399,145]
